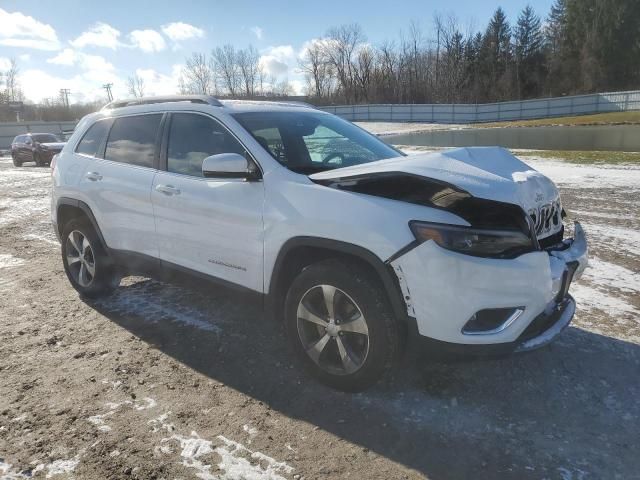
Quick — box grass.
[515,149,640,164]
[475,111,640,128]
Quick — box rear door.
[80,113,162,258]
[151,112,264,292]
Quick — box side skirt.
[109,248,264,305]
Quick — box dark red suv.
[11,133,65,167]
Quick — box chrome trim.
[461,308,525,336]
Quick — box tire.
[12,153,21,167]
[61,218,119,298]
[34,152,45,167]
[284,259,401,392]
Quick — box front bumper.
[390,222,588,352]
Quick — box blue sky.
[0,0,554,103]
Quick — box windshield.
[232,111,403,174]
[32,134,61,143]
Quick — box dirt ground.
[0,152,639,480]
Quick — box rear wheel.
[284,259,400,392]
[61,219,119,298]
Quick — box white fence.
[0,121,77,150]
[320,90,640,123]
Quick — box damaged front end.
[310,147,588,353]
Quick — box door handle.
[86,171,102,181]
[155,184,181,196]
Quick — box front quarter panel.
[262,169,470,292]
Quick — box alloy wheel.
[296,284,370,375]
[65,230,96,287]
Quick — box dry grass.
[476,111,640,128]
[515,149,640,164]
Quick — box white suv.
[51,95,588,391]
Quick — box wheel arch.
[56,197,108,250]
[267,237,409,327]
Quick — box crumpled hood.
[40,142,66,150]
[309,147,560,214]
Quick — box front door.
[151,112,264,292]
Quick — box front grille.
[528,200,562,240]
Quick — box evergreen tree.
[515,5,545,98]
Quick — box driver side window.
[167,113,245,177]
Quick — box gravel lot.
[1,151,639,480]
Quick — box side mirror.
[202,153,261,181]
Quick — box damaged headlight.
[409,221,535,258]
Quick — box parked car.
[51,95,588,391]
[11,133,65,167]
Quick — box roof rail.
[102,95,223,110]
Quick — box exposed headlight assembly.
[410,221,535,259]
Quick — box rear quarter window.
[105,114,162,168]
[75,120,111,158]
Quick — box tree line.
[2,0,639,122]
[298,0,640,105]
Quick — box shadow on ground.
[89,278,640,479]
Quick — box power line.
[103,83,113,102]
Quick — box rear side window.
[105,114,162,168]
[75,120,111,157]
[167,113,245,177]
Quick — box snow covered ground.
[355,122,469,136]
[0,152,638,479]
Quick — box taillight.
[51,154,58,176]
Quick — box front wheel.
[61,219,119,298]
[12,154,21,167]
[34,152,45,167]
[284,259,401,392]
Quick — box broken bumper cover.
[390,222,588,353]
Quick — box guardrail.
[320,90,640,123]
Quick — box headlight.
[409,221,535,258]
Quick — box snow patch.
[0,254,25,269]
[572,283,639,317]
[582,257,640,295]
[89,397,158,433]
[522,157,640,190]
[153,412,293,480]
[96,280,223,333]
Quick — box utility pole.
[103,83,113,102]
[60,88,71,108]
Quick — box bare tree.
[213,45,240,96]
[3,59,24,102]
[322,24,365,103]
[299,41,331,98]
[126,74,146,98]
[181,52,215,95]
[237,46,261,96]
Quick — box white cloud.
[47,48,77,66]
[161,22,204,42]
[129,29,166,53]
[19,53,31,62]
[259,45,295,77]
[0,57,11,71]
[133,65,183,96]
[250,26,263,40]
[46,49,115,73]
[0,8,60,51]
[70,22,121,50]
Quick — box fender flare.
[267,236,408,324]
